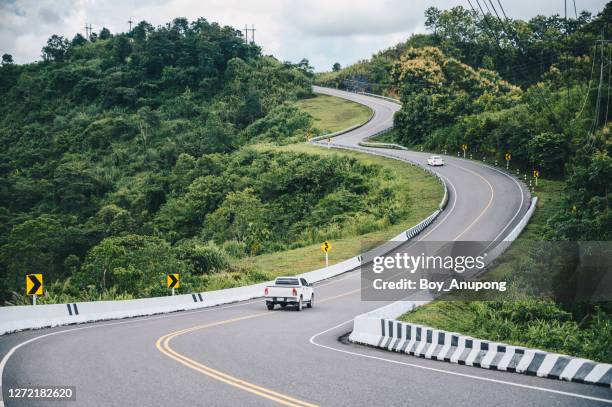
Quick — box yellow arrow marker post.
[26,274,43,305]
[461,144,468,158]
[505,153,511,170]
[533,169,540,187]
[321,241,332,267]
[167,274,180,296]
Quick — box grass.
[368,128,399,144]
[294,94,372,133]
[396,179,612,360]
[232,143,443,279]
[194,94,441,293]
[401,178,565,324]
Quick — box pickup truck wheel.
[297,296,303,311]
[266,302,274,311]
[307,294,314,308]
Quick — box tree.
[527,132,568,175]
[99,27,112,40]
[0,215,65,299]
[297,58,314,76]
[205,188,270,254]
[52,154,107,215]
[112,35,132,63]
[1,54,13,65]
[71,33,87,47]
[175,240,229,274]
[131,21,153,43]
[80,234,188,296]
[42,35,70,62]
[332,62,341,72]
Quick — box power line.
[573,45,598,121]
[474,0,501,45]
[467,0,558,118]
[586,30,612,149]
[487,0,511,43]
[495,0,523,51]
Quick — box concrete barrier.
[344,195,611,388]
[0,159,447,335]
[349,317,612,388]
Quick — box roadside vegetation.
[402,179,612,363]
[319,4,612,361]
[0,24,442,304]
[239,143,442,278]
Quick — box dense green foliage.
[320,4,611,241]
[0,18,424,304]
[403,180,612,362]
[403,299,612,362]
[327,4,612,359]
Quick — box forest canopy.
[0,18,368,303]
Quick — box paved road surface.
[1,88,610,406]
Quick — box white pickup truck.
[264,277,314,311]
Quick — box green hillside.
[318,4,612,361]
[0,20,442,303]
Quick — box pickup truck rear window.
[275,278,299,285]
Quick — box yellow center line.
[156,155,498,406]
[156,288,361,407]
[447,162,495,240]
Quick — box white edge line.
[308,320,612,405]
[0,89,531,406]
[0,273,352,405]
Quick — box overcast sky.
[0,0,608,71]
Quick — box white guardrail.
[341,197,612,389]
[343,197,612,388]
[0,141,449,335]
[349,196,537,322]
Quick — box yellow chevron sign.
[167,274,180,289]
[26,274,43,296]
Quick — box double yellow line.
[156,288,360,407]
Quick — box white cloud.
[0,0,608,71]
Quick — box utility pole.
[85,23,93,39]
[243,24,256,44]
[594,31,611,128]
[128,18,133,32]
[565,0,570,116]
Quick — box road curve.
[1,88,610,407]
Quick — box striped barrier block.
[350,317,612,388]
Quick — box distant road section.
[2,88,608,407]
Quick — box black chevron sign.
[26,274,43,295]
[167,274,180,289]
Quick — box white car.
[427,155,445,166]
[264,277,314,311]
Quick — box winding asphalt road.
[1,88,610,407]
